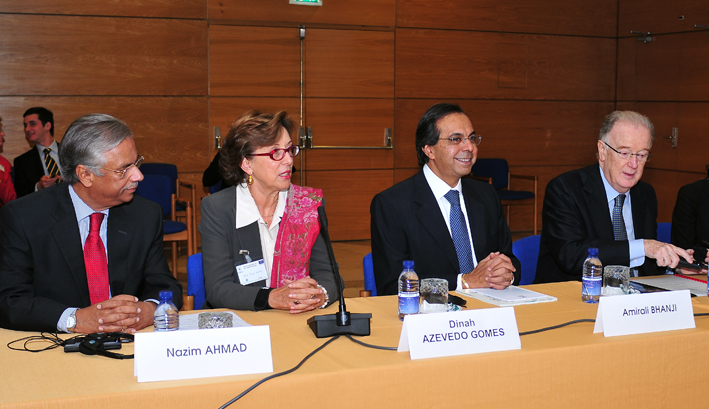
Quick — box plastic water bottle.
[398,260,419,319]
[154,290,179,331]
[582,248,602,303]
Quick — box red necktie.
[84,212,110,304]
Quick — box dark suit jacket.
[0,183,182,332]
[672,178,709,260]
[370,170,521,296]
[535,164,663,283]
[13,144,61,198]
[199,186,339,311]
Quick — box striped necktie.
[43,148,60,178]
[444,190,475,275]
[612,194,628,241]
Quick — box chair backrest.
[656,222,671,244]
[135,174,173,216]
[187,253,206,310]
[363,253,377,296]
[512,234,541,285]
[140,163,178,194]
[470,158,509,190]
[208,179,223,194]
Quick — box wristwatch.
[67,310,77,333]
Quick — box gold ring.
[122,326,127,332]
[294,300,300,305]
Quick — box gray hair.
[59,114,133,185]
[599,111,655,144]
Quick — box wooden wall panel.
[209,26,301,97]
[679,32,709,101]
[0,97,208,172]
[305,29,394,98]
[397,0,617,37]
[0,0,205,18]
[306,169,393,240]
[0,15,207,96]
[617,37,636,102]
[305,98,393,147]
[394,99,614,170]
[208,0,396,27]
[396,29,617,101]
[619,0,709,36]
[633,102,678,172]
[677,103,709,173]
[634,36,681,101]
[642,168,680,223]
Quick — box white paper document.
[631,276,707,297]
[457,286,557,306]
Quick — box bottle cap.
[403,260,414,269]
[588,248,599,257]
[159,290,173,302]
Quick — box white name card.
[593,290,695,337]
[397,308,521,360]
[134,325,273,382]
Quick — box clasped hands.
[461,252,516,290]
[74,295,156,334]
[268,277,325,314]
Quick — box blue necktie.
[612,194,628,241]
[445,190,475,275]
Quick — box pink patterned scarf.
[269,185,323,288]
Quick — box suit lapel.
[107,204,131,296]
[583,166,615,240]
[461,185,487,263]
[629,184,647,237]
[413,172,461,273]
[49,186,91,306]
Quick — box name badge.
[593,290,695,337]
[134,326,273,382]
[397,308,521,360]
[236,259,268,285]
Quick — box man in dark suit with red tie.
[370,103,519,295]
[13,107,63,197]
[0,113,182,333]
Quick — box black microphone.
[306,206,371,338]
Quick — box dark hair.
[415,103,466,166]
[59,114,133,185]
[23,107,55,137]
[220,110,294,186]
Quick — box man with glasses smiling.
[371,103,520,295]
[535,111,696,283]
[0,113,182,333]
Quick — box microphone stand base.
[307,313,372,338]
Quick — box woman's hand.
[268,277,325,313]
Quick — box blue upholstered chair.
[140,163,197,253]
[512,234,541,285]
[656,222,671,244]
[135,174,194,278]
[185,253,206,310]
[470,158,538,234]
[362,253,377,296]
[208,179,223,194]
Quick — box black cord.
[519,319,596,336]
[695,313,709,317]
[219,335,341,409]
[344,334,397,350]
[7,332,80,353]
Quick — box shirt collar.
[68,184,109,222]
[35,139,59,154]
[235,183,288,229]
[598,164,627,204]
[423,164,462,200]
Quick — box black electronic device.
[677,259,708,271]
[64,332,134,359]
[306,206,372,338]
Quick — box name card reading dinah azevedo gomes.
[398,307,521,360]
[134,326,273,382]
[593,290,695,337]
